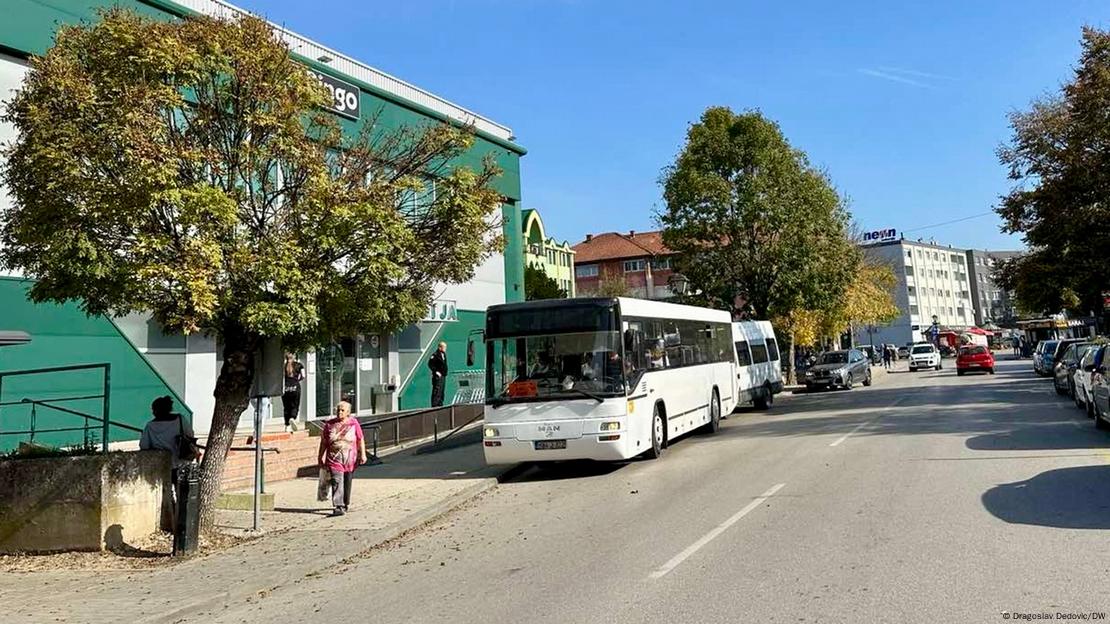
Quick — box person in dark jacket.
[282,352,305,432]
[429,342,448,406]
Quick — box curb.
[140,467,509,624]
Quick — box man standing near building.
[429,341,448,407]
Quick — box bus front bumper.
[483,434,638,465]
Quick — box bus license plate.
[534,440,566,450]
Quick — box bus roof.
[485,297,732,324]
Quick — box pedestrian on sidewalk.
[429,341,448,407]
[282,352,305,433]
[882,345,892,369]
[318,401,367,516]
[140,396,199,529]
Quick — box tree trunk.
[197,327,257,533]
[786,330,796,386]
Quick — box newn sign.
[862,228,898,244]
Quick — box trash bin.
[173,463,200,556]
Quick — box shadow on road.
[713,372,1082,443]
[500,459,628,484]
[981,465,1110,529]
[965,419,1106,451]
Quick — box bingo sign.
[310,70,360,120]
[862,228,899,245]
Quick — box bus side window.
[735,341,752,366]
[624,328,647,375]
[766,337,780,362]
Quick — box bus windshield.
[487,331,626,403]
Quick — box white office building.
[858,238,977,348]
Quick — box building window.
[650,257,671,270]
[910,305,919,315]
[623,259,646,273]
[575,264,599,278]
[908,286,916,295]
[905,266,914,276]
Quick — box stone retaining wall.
[0,450,169,553]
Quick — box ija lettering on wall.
[309,70,360,120]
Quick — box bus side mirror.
[467,339,475,367]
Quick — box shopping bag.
[317,467,330,502]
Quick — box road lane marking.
[649,483,785,579]
[827,394,912,447]
[829,420,871,446]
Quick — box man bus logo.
[309,70,361,120]
[863,228,898,244]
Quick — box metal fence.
[451,370,486,406]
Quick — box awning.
[966,327,992,336]
[0,330,31,347]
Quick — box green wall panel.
[502,202,525,302]
[397,310,486,411]
[0,278,191,452]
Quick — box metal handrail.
[0,363,112,451]
[316,403,480,464]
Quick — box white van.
[732,321,784,409]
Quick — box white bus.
[477,297,737,464]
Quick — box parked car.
[908,343,942,372]
[804,349,872,391]
[1053,342,1095,396]
[1074,345,1106,416]
[858,345,882,365]
[956,345,995,376]
[1090,354,1110,430]
[898,344,911,359]
[1033,340,1059,376]
[732,320,784,410]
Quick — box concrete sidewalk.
[1,435,506,624]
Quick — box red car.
[957,345,995,375]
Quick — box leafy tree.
[524,263,566,300]
[660,107,858,380]
[834,254,901,341]
[594,267,631,298]
[996,27,1110,317]
[0,9,503,530]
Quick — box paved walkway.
[0,433,505,624]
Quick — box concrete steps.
[220,430,320,491]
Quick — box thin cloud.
[857,68,933,88]
[877,66,957,81]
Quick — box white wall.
[0,55,28,278]
[184,333,218,435]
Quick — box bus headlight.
[600,421,621,432]
[483,427,499,438]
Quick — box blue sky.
[239,0,1109,251]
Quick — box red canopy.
[966,327,992,336]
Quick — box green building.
[0,0,525,450]
[522,209,576,297]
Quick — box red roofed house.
[572,230,678,300]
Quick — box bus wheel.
[648,404,666,459]
[754,384,773,410]
[704,389,721,434]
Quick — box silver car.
[804,349,872,391]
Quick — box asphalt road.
[204,356,1110,623]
